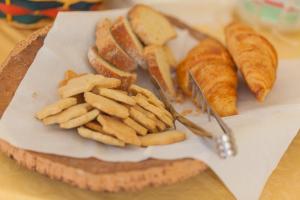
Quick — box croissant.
[177,38,238,117]
[225,22,278,102]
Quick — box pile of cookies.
[35,70,186,147]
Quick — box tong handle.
[209,108,233,136]
[189,71,232,136]
[150,75,212,138]
[175,114,212,138]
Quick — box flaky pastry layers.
[177,38,238,117]
[225,22,278,102]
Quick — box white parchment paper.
[0,9,300,200]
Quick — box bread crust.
[144,45,176,97]
[96,19,137,72]
[128,4,177,45]
[88,47,136,90]
[111,16,146,68]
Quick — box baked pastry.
[88,47,137,90]
[176,38,238,117]
[225,22,278,101]
[96,18,137,72]
[128,4,177,45]
[177,38,235,96]
[144,45,176,97]
[111,16,146,67]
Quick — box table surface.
[1,6,300,200]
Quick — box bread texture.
[225,22,278,101]
[162,45,177,68]
[96,18,137,72]
[111,16,146,67]
[88,47,137,90]
[128,4,177,45]
[176,38,238,117]
[144,45,176,97]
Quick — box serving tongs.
[149,74,236,159]
[136,13,237,158]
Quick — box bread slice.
[96,18,137,72]
[111,16,146,68]
[144,45,175,97]
[162,45,177,69]
[88,46,137,90]
[128,4,177,45]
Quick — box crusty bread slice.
[88,46,137,90]
[128,4,177,45]
[144,45,176,97]
[96,18,137,72]
[162,45,177,69]
[111,16,146,68]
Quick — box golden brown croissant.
[225,22,278,102]
[176,38,238,117]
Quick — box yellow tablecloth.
[1,15,300,200]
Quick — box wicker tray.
[0,25,207,192]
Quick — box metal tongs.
[148,72,237,159]
[140,13,238,158]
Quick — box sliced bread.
[96,18,137,72]
[111,16,146,68]
[128,4,177,45]
[88,46,137,90]
[162,45,177,69]
[144,45,176,97]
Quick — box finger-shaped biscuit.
[84,121,116,136]
[43,103,91,125]
[129,84,165,108]
[36,97,77,120]
[97,114,141,146]
[152,118,166,131]
[58,74,95,98]
[85,92,129,118]
[133,94,173,127]
[85,121,105,133]
[94,75,121,89]
[65,70,78,79]
[139,130,186,146]
[133,105,167,131]
[123,117,148,136]
[77,127,125,147]
[60,109,99,129]
[129,107,156,131]
[93,77,122,89]
[98,88,136,105]
[58,70,80,88]
[136,94,173,119]
[59,74,121,98]
[93,87,128,95]
[143,95,172,120]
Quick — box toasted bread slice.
[163,45,177,68]
[96,18,137,72]
[111,16,146,68]
[88,47,137,90]
[128,4,177,45]
[144,45,175,97]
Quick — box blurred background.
[0,0,299,67]
[0,1,300,200]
